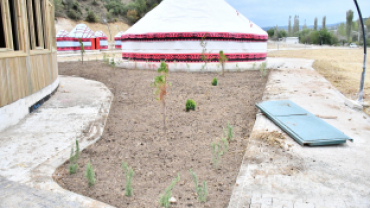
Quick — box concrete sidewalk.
[0,76,114,207]
[229,58,370,208]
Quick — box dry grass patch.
[268,49,370,114]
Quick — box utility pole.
[353,0,367,104]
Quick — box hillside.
[54,0,161,25]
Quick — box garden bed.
[54,61,269,208]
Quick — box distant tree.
[293,15,300,36]
[267,28,274,38]
[352,21,358,31]
[288,16,292,36]
[274,25,278,40]
[278,30,288,38]
[346,10,354,42]
[322,16,326,30]
[338,23,346,36]
[365,17,370,29]
[314,17,318,30]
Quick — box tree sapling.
[151,61,171,130]
[78,38,85,64]
[218,50,228,76]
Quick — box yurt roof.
[124,0,266,35]
[56,30,69,37]
[94,31,107,37]
[69,24,95,38]
[114,31,125,37]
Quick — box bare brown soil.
[54,61,269,208]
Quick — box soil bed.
[55,61,269,208]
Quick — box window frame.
[0,0,27,56]
[27,0,51,54]
[0,0,13,52]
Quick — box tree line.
[267,10,370,46]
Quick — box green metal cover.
[255,100,353,146]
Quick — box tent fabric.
[94,31,108,50]
[56,30,69,37]
[121,0,267,65]
[114,31,125,49]
[56,38,93,51]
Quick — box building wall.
[0,0,58,108]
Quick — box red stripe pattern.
[122,52,267,62]
[121,32,268,42]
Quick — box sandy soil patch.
[54,62,269,207]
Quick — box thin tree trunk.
[162,98,166,131]
[222,63,225,76]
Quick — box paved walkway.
[0,76,114,207]
[228,58,370,208]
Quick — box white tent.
[94,31,107,38]
[119,0,268,71]
[68,24,95,38]
[56,30,69,37]
[114,31,125,49]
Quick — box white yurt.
[114,31,125,49]
[63,24,96,51]
[56,30,69,37]
[119,0,268,71]
[94,31,109,50]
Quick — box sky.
[225,0,370,28]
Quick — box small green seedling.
[211,141,224,168]
[218,50,228,76]
[122,161,134,196]
[221,137,229,153]
[259,62,267,77]
[185,99,196,111]
[223,122,234,142]
[85,161,96,187]
[159,174,180,208]
[69,146,77,174]
[189,169,208,202]
[69,140,80,174]
[211,77,218,86]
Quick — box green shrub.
[86,11,98,23]
[185,99,196,111]
[211,78,217,86]
[159,174,180,208]
[67,10,82,20]
[85,161,96,187]
[189,170,208,202]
